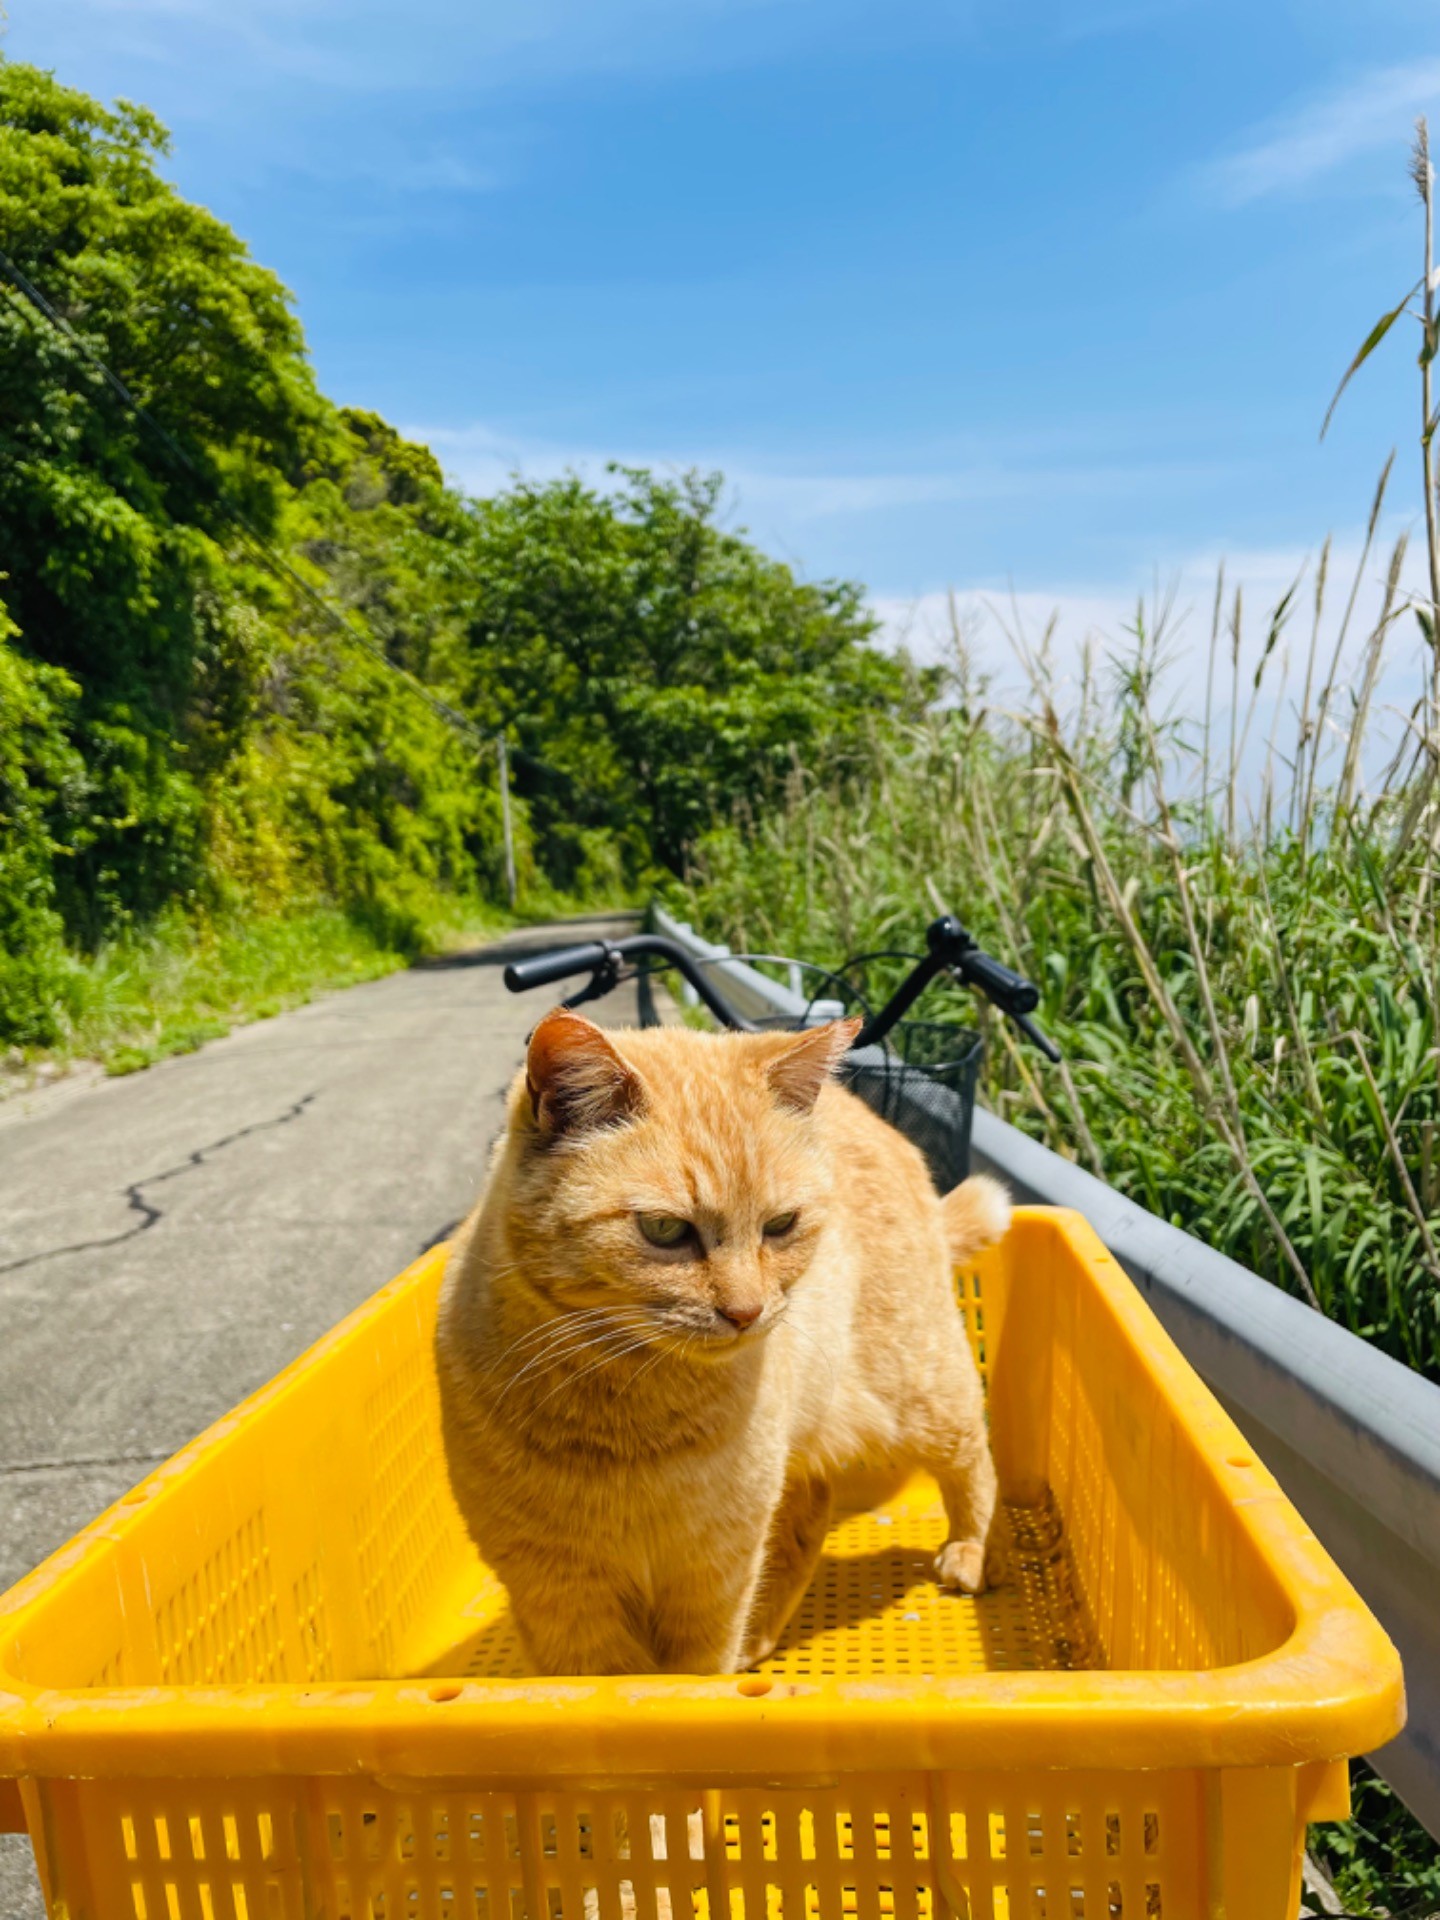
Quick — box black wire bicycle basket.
[839,1023,985,1194]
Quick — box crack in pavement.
[0,1092,318,1278]
[0,1449,170,1478]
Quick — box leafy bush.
[0,61,316,939]
[1312,1762,1440,1914]
[0,597,86,1044]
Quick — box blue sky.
[8,0,1440,674]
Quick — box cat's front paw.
[934,1539,988,1594]
[739,1630,780,1670]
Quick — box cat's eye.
[763,1211,799,1238]
[637,1213,694,1248]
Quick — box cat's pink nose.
[718,1302,763,1331]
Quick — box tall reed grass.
[681,533,1439,1381]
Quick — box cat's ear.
[765,1017,863,1115]
[526,1009,646,1139]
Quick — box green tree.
[0,59,321,936]
[455,468,912,885]
[0,60,507,991]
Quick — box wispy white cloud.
[875,532,1435,806]
[411,423,982,533]
[1196,59,1440,207]
[406,419,1230,531]
[1051,0,1191,47]
[373,154,501,194]
[285,148,504,196]
[875,530,1429,776]
[409,420,939,517]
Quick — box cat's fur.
[435,1009,1009,1676]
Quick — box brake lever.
[560,951,621,1011]
[1013,1010,1062,1064]
[942,964,1063,1063]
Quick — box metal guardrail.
[647,906,844,1025]
[970,1110,1440,1841]
[651,908,1440,1840]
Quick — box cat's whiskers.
[492,1301,648,1375]
[619,1326,694,1395]
[495,1304,628,1368]
[476,1259,608,1334]
[492,1298,612,1357]
[527,1328,661,1414]
[495,1310,655,1405]
[492,1326,603,1400]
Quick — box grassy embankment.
[0,898,524,1091]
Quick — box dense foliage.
[456,469,908,887]
[0,58,906,1051]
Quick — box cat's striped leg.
[929,1421,999,1595]
[739,1471,832,1669]
[509,1561,659,1674]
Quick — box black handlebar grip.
[503,942,610,992]
[958,949,1041,1016]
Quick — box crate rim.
[0,1208,1404,1785]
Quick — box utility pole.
[497,732,517,909]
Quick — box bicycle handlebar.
[506,934,761,1032]
[953,948,1039,1019]
[503,943,611,991]
[503,918,1059,1061]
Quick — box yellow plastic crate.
[0,1208,1403,1920]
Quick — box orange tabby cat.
[435,1009,1009,1676]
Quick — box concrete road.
[0,915,638,1918]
